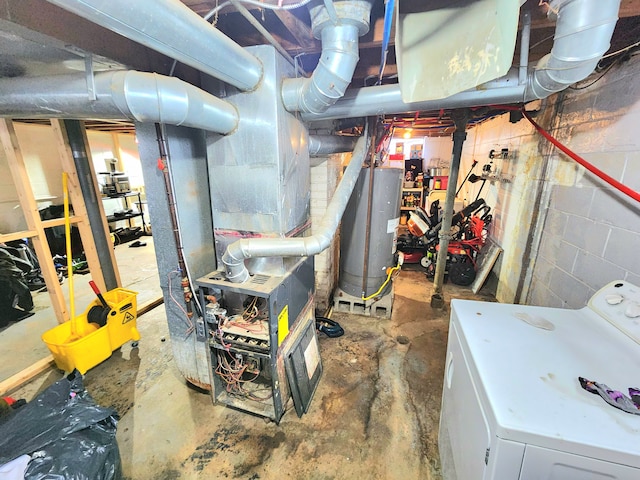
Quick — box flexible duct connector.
[315,0,620,121]
[0,71,239,134]
[47,0,263,91]
[282,24,360,114]
[526,0,620,99]
[222,134,368,283]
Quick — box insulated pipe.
[526,0,620,99]
[0,71,239,135]
[315,0,619,120]
[309,135,358,156]
[282,23,361,114]
[47,0,263,91]
[223,134,369,283]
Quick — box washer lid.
[451,298,640,468]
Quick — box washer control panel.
[589,281,640,344]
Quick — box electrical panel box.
[195,257,321,422]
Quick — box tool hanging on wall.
[468,174,488,202]
[456,159,478,196]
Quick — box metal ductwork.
[526,0,620,99]
[222,134,368,283]
[313,0,620,121]
[0,71,239,134]
[309,134,358,156]
[282,0,372,115]
[46,0,263,91]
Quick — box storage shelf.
[106,212,143,223]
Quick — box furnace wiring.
[168,270,195,336]
[215,350,273,401]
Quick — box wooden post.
[0,119,69,323]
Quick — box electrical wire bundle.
[215,351,272,402]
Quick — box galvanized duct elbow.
[0,71,238,135]
[526,0,620,100]
[283,24,360,114]
[222,134,368,283]
[47,0,263,91]
[282,0,373,114]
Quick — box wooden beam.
[620,0,640,18]
[0,355,55,396]
[0,119,69,324]
[41,215,82,229]
[0,229,37,243]
[137,296,165,317]
[273,10,319,51]
[50,119,122,293]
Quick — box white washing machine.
[439,280,640,479]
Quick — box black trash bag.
[0,246,34,326]
[0,370,122,479]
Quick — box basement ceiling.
[1,0,639,134]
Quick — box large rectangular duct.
[206,45,310,276]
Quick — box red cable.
[522,109,640,203]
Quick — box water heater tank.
[339,167,403,297]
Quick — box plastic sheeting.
[395,0,520,103]
[0,371,121,480]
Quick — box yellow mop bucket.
[42,287,140,374]
[41,172,140,374]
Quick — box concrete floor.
[11,266,495,479]
[0,236,160,380]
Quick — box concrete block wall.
[527,56,640,308]
[454,55,640,307]
[310,153,346,312]
[456,109,547,303]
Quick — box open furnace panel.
[196,257,321,423]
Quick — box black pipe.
[63,120,118,291]
[431,111,470,308]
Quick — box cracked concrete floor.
[14,268,495,479]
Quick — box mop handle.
[89,281,110,309]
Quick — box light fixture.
[403,128,412,139]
